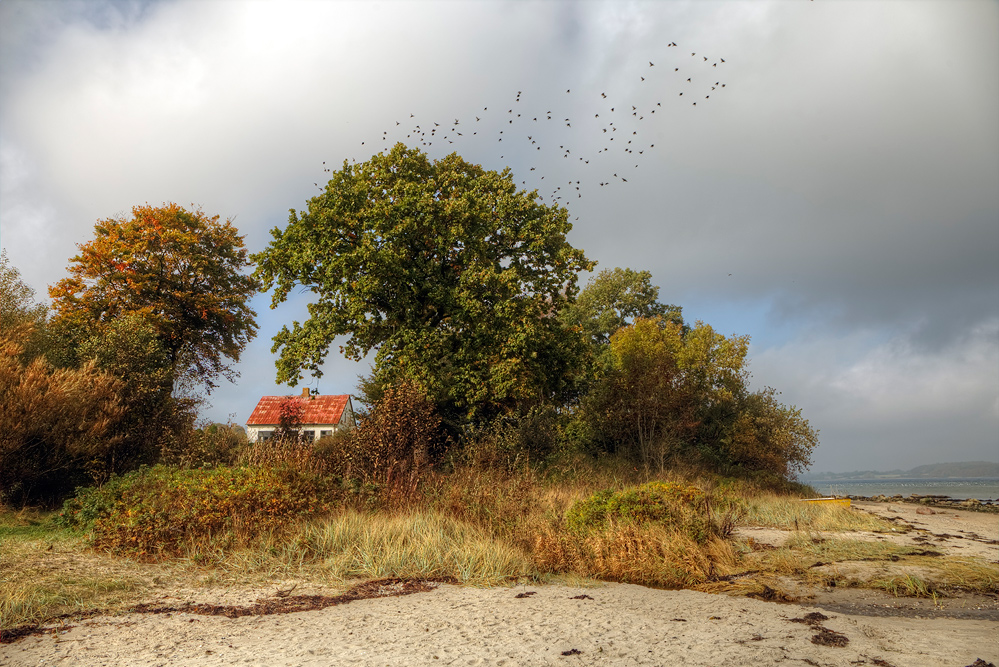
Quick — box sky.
[1,0,996,473]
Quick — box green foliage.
[168,423,248,468]
[0,255,193,503]
[720,387,819,479]
[566,482,714,542]
[561,267,683,350]
[58,465,337,557]
[0,250,49,364]
[460,405,564,470]
[75,315,192,480]
[578,315,818,481]
[49,203,259,393]
[584,317,746,470]
[254,144,593,423]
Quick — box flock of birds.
[323,47,732,214]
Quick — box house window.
[302,430,316,442]
[259,430,274,442]
[320,430,333,438]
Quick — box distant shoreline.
[808,477,999,503]
[802,461,999,482]
[807,476,999,482]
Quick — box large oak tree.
[254,144,594,423]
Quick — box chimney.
[301,387,311,399]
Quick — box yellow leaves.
[48,202,258,392]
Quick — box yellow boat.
[799,497,851,507]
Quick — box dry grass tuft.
[737,495,900,533]
[288,510,535,585]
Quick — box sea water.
[808,478,999,501]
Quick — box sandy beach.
[3,502,997,667]
[2,579,996,667]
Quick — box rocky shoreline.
[840,494,999,513]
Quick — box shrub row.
[59,465,339,557]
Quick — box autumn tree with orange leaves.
[49,203,259,394]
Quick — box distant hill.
[802,461,999,481]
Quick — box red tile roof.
[246,395,351,426]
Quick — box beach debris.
[788,612,849,647]
[810,628,849,647]
[561,648,583,656]
[747,584,797,602]
[515,591,537,598]
[569,594,593,600]
[966,660,996,667]
[789,612,828,624]
[129,577,451,619]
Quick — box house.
[246,388,357,443]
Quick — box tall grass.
[291,510,534,584]
[736,494,899,532]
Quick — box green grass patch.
[566,481,715,541]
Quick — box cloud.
[1,0,996,469]
[750,318,999,472]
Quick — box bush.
[719,388,818,481]
[0,330,124,505]
[459,406,562,471]
[566,481,715,542]
[239,434,327,474]
[325,382,449,486]
[58,465,338,557]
